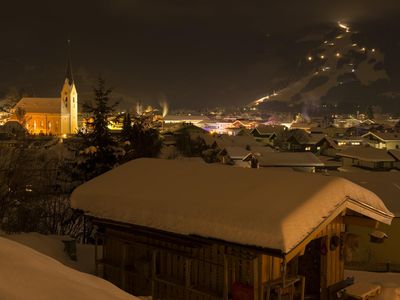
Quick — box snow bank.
[0,237,138,300]
[71,158,393,253]
[3,232,96,274]
[345,270,400,300]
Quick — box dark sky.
[1,0,399,110]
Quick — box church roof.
[15,98,61,114]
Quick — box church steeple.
[65,39,74,85]
[61,39,78,134]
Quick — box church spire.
[65,39,74,85]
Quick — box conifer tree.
[74,77,120,180]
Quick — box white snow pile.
[345,270,400,300]
[3,232,96,274]
[71,158,393,254]
[0,236,138,300]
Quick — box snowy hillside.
[252,22,389,110]
[0,237,139,300]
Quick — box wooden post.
[185,258,191,300]
[121,243,127,290]
[152,250,158,299]
[258,255,263,300]
[223,254,229,300]
[94,236,98,276]
[253,256,260,300]
[300,276,305,300]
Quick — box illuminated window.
[305,146,311,151]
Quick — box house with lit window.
[362,131,400,150]
[336,146,397,170]
[12,50,78,136]
[250,125,286,146]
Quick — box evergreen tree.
[121,112,132,140]
[74,77,120,180]
[120,114,162,161]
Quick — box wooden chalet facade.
[72,159,394,300]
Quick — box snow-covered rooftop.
[256,152,324,167]
[335,171,400,216]
[337,146,395,162]
[15,97,61,114]
[71,158,393,254]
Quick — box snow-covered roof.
[335,171,400,217]
[336,146,395,162]
[0,237,138,300]
[362,131,400,141]
[257,152,324,167]
[71,158,393,255]
[250,145,275,157]
[193,133,260,149]
[220,146,251,159]
[388,149,400,161]
[253,125,284,135]
[15,97,61,114]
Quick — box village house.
[336,146,397,170]
[362,131,400,150]
[333,137,364,147]
[250,125,286,146]
[71,158,394,300]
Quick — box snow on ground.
[345,270,400,300]
[71,158,393,254]
[0,236,139,300]
[2,232,96,274]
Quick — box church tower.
[60,40,78,134]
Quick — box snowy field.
[0,236,139,300]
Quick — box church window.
[40,120,44,128]
[65,97,68,108]
[33,120,37,131]
[48,121,52,129]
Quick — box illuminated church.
[14,50,78,135]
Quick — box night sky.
[1,0,400,110]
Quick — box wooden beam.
[343,216,379,228]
